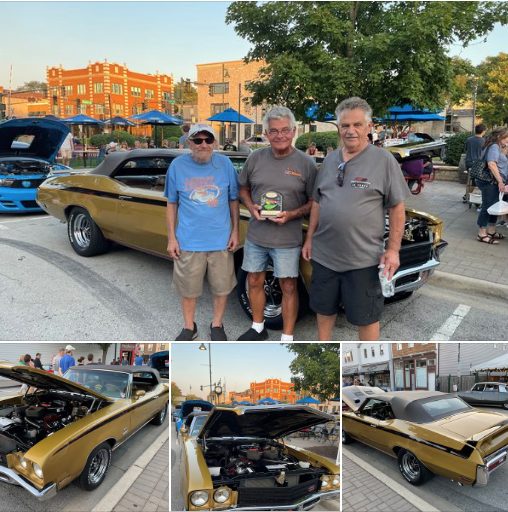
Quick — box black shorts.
[309,261,384,326]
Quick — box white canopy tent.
[471,353,508,372]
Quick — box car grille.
[237,476,321,507]
[399,239,433,270]
[21,201,39,209]
[9,179,46,188]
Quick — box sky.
[171,343,297,399]
[2,1,508,90]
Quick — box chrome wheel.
[401,452,420,481]
[88,448,109,485]
[159,406,167,421]
[72,212,92,248]
[246,267,282,320]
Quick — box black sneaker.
[175,322,198,341]
[237,327,268,341]
[210,324,228,341]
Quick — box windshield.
[421,397,470,419]
[65,369,130,399]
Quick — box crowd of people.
[165,97,409,342]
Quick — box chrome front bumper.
[393,258,441,294]
[228,489,340,511]
[0,465,57,501]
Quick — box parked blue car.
[149,350,169,379]
[175,399,214,435]
[0,117,70,212]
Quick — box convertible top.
[68,365,162,380]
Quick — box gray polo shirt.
[239,147,317,248]
[312,145,409,272]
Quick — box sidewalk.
[93,432,169,512]
[342,451,438,512]
[405,180,508,288]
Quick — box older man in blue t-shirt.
[59,345,76,376]
[164,124,239,341]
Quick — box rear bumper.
[229,489,340,510]
[475,446,508,487]
[0,465,57,500]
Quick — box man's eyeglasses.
[267,127,294,136]
[336,161,347,187]
[190,137,215,145]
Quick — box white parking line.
[343,448,440,512]
[430,304,471,341]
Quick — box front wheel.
[236,267,308,330]
[78,442,112,490]
[398,449,433,485]
[68,206,110,257]
[342,429,354,445]
[151,403,168,425]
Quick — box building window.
[380,345,384,356]
[397,343,402,350]
[94,82,104,93]
[145,89,154,99]
[95,104,105,114]
[416,360,427,388]
[408,343,415,348]
[64,85,73,96]
[111,83,123,95]
[65,105,73,115]
[254,123,263,135]
[113,103,123,115]
[371,346,375,357]
[162,91,171,101]
[77,84,86,95]
[209,82,229,95]
[344,351,353,363]
[363,348,368,358]
[95,65,99,72]
[131,86,141,97]
[115,66,119,73]
[210,103,229,116]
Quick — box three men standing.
[238,106,317,341]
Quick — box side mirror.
[135,390,146,399]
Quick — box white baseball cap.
[65,344,76,351]
[188,124,216,139]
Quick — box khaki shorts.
[173,250,237,298]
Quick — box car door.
[110,156,173,255]
[355,399,397,453]
[482,383,498,406]
[467,383,484,405]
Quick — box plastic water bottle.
[378,264,395,298]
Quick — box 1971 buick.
[342,388,508,487]
[0,363,168,500]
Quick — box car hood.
[342,385,387,411]
[0,362,113,402]
[198,405,333,440]
[0,118,70,162]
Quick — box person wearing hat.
[59,344,76,376]
[164,123,239,341]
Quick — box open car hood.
[0,118,70,162]
[198,405,333,440]
[342,385,386,411]
[0,362,113,402]
[180,399,214,418]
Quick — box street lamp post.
[199,343,213,403]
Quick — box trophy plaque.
[260,191,283,217]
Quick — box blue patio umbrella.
[296,396,320,405]
[207,107,253,147]
[380,113,445,123]
[130,110,182,147]
[238,400,253,406]
[104,116,135,127]
[257,397,279,405]
[304,104,336,122]
[63,114,104,166]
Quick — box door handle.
[119,195,132,201]
[369,424,377,428]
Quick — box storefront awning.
[359,363,389,374]
[342,366,359,375]
[471,353,508,372]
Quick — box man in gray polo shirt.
[302,97,409,341]
[238,106,317,341]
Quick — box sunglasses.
[190,136,214,145]
[337,161,347,187]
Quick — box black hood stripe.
[63,186,167,207]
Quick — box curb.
[430,270,508,302]
[91,429,169,512]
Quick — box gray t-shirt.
[239,147,317,248]
[485,143,508,180]
[312,145,410,272]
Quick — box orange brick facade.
[46,61,174,120]
[196,59,266,144]
[227,378,301,404]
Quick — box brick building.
[196,59,266,144]
[46,61,174,120]
[391,343,437,391]
[250,378,300,403]
[0,86,50,119]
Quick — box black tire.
[151,403,168,425]
[78,442,112,490]
[342,429,354,445]
[236,266,308,330]
[68,206,110,257]
[503,402,508,410]
[397,449,433,485]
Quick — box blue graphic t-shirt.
[164,153,239,251]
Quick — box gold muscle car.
[177,405,340,511]
[0,362,169,500]
[342,387,508,487]
[37,149,447,330]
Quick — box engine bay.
[0,160,51,176]
[0,391,103,462]
[203,439,325,489]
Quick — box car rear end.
[472,423,508,486]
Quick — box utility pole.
[7,65,13,119]
[238,83,241,149]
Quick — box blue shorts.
[241,239,300,278]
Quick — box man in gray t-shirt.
[302,97,409,341]
[237,106,317,341]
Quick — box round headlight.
[19,457,28,469]
[190,490,209,507]
[332,477,340,486]
[214,487,230,504]
[321,479,329,488]
[33,463,43,479]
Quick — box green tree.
[185,393,201,400]
[285,344,340,401]
[476,52,508,126]
[173,78,197,115]
[172,382,183,402]
[226,1,508,120]
[16,80,48,94]
[447,57,478,107]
